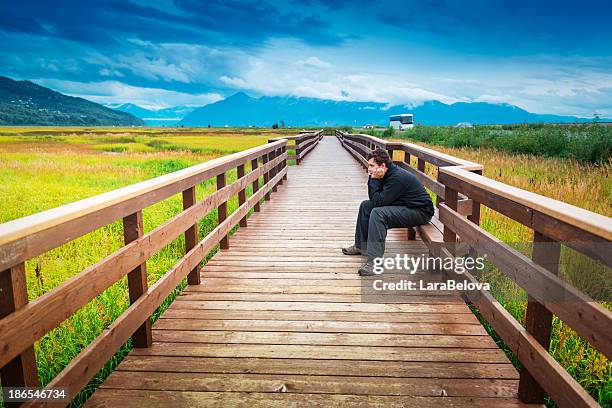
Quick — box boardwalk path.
[87,137,530,407]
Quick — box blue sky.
[1,0,611,116]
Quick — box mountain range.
[112,92,604,127]
[174,92,604,127]
[0,75,605,127]
[0,76,142,126]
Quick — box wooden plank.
[85,389,537,408]
[115,356,519,379]
[153,318,487,335]
[149,330,497,349]
[100,371,518,397]
[160,309,482,324]
[129,342,510,363]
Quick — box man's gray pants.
[355,199,432,262]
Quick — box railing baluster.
[216,172,229,249]
[0,263,39,406]
[296,139,302,165]
[282,144,288,180]
[182,186,201,285]
[263,153,270,201]
[277,146,284,185]
[406,150,416,241]
[122,211,152,348]
[251,158,260,212]
[443,186,459,256]
[237,164,247,227]
[270,148,278,193]
[518,230,561,403]
[417,158,425,173]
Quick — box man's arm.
[367,175,405,207]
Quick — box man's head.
[367,149,392,178]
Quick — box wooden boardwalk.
[86,137,529,407]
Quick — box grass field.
[0,127,610,407]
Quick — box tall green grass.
[0,129,277,407]
[368,123,612,164]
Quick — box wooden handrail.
[335,130,479,216]
[439,166,612,242]
[270,129,323,164]
[336,128,611,407]
[0,134,323,407]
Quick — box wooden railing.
[0,135,317,407]
[336,130,612,408]
[336,130,483,236]
[269,130,323,165]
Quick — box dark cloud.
[0,0,347,47]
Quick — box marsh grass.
[0,128,281,407]
[372,123,612,164]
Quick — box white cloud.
[31,78,223,109]
[296,56,332,69]
[219,75,248,88]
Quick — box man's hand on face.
[371,166,387,179]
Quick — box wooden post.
[402,151,418,241]
[182,187,201,285]
[122,211,152,348]
[270,149,278,193]
[283,145,287,180]
[217,173,229,249]
[263,153,270,201]
[278,146,285,183]
[276,148,283,186]
[251,158,260,212]
[282,144,287,180]
[237,164,247,227]
[443,186,458,256]
[467,170,482,225]
[518,230,560,403]
[0,263,39,407]
[417,158,425,173]
[295,140,301,165]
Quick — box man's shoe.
[342,245,363,255]
[358,261,376,276]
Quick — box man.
[342,149,435,276]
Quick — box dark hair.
[367,148,392,167]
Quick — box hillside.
[0,76,143,126]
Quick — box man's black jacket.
[368,162,435,217]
